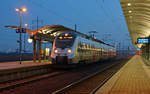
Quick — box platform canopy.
[120,0,150,48]
[5,25,106,45]
[5,25,77,42]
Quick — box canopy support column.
[38,40,41,63]
[33,36,36,63]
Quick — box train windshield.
[55,33,76,48]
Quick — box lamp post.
[15,8,27,64]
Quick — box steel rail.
[0,71,66,92]
[52,62,120,94]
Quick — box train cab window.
[55,33,76,48]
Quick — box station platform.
[0,60,51,70]
[0,60,52,83]
[96,55,150,94]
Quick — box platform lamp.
[15,8,27,64]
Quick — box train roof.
[5,25,114,47]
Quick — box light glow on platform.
[129,10,132,13]
[127,3,131,6]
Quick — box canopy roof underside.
[120,0,150,48]
[6,25,76,42]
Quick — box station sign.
[137,38,149,44]
[137,48,141,50]
[16,28,26,33]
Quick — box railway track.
[52,60,127,94]
[0,70,66,92]
[0,58,128,94]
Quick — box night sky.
[0,0,131,52]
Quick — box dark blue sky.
[0,0,131,51]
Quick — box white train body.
[51,31,116,65]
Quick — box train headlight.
[54,49,58,53]
[67,49,72,54]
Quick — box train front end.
[51,32,76,65]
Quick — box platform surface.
[0,60,51,70]
[96,55,150,94]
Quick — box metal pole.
[33,36,36,63]
[24,31,26,52]
[38,40,41,63]
[44,43,46,60]
[75,24,77,32]
[19,11,22,64]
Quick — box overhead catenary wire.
[99,0,133,47]
[27,0,75,26]
[28,0,106,33]
[96,0,122,30]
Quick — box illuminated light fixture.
[53,32,57,35]
[67,49,72,54]
[15,8,19,12]
[15,8,27,12]
[54,49,58,53]
[129,10,132,13]
[38,31,42,33]
[46,31,51,33]
[24,24,28,27]
[22,8,27,12]
[42,31,46,34]
[28,37,33,43]
[59,36,63,39]
[54,34,56,37]
[127,3,131,6]
[65,33,68,36]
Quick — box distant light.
[22,8,27,12]
[54,49,58,53]
[24,24,28,27]
[129,10,132,13]
[15,8,27,12]
[15,8,19,12]
[65,33,68,36]
[127,3,131,6]
[67,49,72,54]
[28,38,33,43]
